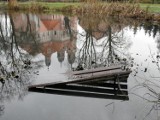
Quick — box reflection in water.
[140,23,160,38]
[15,14,77,68]
[156,34,160,51]
[74,16,132,71]
[0,13,78,118]
[0,13,43,117]
[63,15,160,119]
[0,105,4,117]
[0,12,160,120]
[0,13,73,114]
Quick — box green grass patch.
[41,2,80,9]
[140,3,160,13]
[16,2,80,10]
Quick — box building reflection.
[24,15,132,100]
[11,13,160,70]
[0,13,77,117]
[12,13,77,67]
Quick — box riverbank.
[0,2,80,12]
[0,2,159,12]
[0,2,160,21]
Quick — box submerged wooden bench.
[28,66,131,100]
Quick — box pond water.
[0,12,160,120]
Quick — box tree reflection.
[0,13,78,115]
[156,33,160,53]
[76,15,160,119]
[73,15,160,72]
[0,12,160,119]
[73,15,132,71]
[0,12,42,117]
[64,16,73,39]
[0,105,4,117]
[142,23,160,38]
[129,30,160,120]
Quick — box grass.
[43,2,160,13]
[0,2,8,10]
[20,2,80,9]
[42,2,80,9]
[140,3,160,13]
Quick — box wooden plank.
[28,71,130,89]
[76,75,129,84]
[28,65,131,100]
[28,81,64,89]
[77,83,127,89]
[42,84,128,95]
[29,87,129,100]
[72,66,122,75]
[73,69,131,79]
[65,71,131,84]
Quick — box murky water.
[0,12,160,120]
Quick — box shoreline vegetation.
[0,1,160,22]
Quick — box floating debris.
[144,68,147,72]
